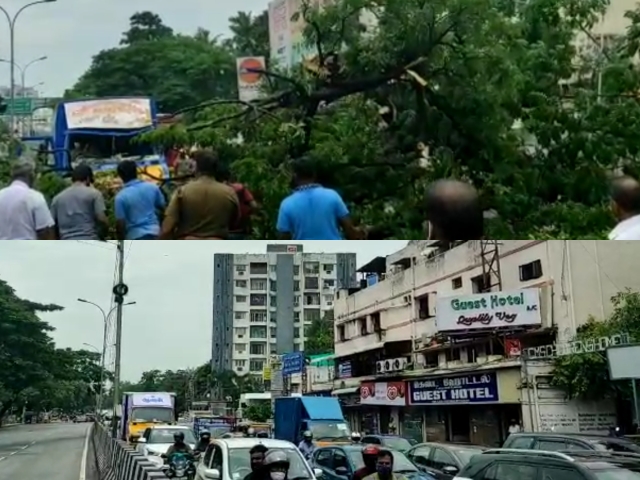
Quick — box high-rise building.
[212,244,357,376]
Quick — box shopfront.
[407,368,521,446]
[360,381,407,435]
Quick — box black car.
[360,435,414,453]
[503,432,640,454]
[457,448,640,480]
[406,442,487,480]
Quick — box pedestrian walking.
[160,149,239,239]
[217,162,259,239]
[114,160,166,240]
[50,164,109,240]
[0,159,54,239]
[609,175,640,240]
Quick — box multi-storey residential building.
[331,240,640,446]
[212,244,357,378]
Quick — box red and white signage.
[360,381,407,406]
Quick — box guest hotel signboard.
[408,373,499,405]
[435,289,541,333]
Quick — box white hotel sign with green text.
[435,289,542,332]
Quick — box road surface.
[0,422,90,480]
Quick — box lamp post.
[82,342,102,415]
[0,0,56,130]
[0,56,47,95]
[77,298,136,417]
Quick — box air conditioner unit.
[238,271,245,276]
[383,359,393,372]
[376,360,386,373]
[391,357,408,371]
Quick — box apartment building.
[212,244,357,377]
[331,240,640,446]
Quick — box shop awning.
[331,387,359,396]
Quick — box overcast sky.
[0,0,268,96]
[0,241,406,381]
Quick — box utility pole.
[111,240,127,438]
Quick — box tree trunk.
[0,402,14,426]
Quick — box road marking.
[79,424,90,480]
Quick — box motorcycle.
[162,453,196,480]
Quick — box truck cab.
[274,396,351,446]
[121,392,177,443]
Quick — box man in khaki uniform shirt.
[161,150,239,239]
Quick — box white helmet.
[351,431,361,439]
[264,450,290,468]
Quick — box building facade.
[332,240,640,446]
[212,244,357,377]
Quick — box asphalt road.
[0,422,90,480]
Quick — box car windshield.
[382,438,413,452]
[310,422,351,441]
[348,450,418,473]
[450,447,485,465]
[132,407,174,423]
[592,469,640,480]
[149,429,196,444]
[228,447,312,480]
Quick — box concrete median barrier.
[91,422,166,480]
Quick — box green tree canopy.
[304,311,335,355]
[551,291,640,400]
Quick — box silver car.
[137,425,198,467]
[195,438,322,480]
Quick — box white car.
[137,425,198,467]
[195,438,322,480]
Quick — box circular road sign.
[238,58,263,84]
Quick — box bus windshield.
[131,407,174,423]
[68,133,156,168]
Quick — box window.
[250,310,267,323]
[270,265,276,273]
[540,467,584,480]
[446,347,461,362]
[507,436,534,449]
[536,439,567,451]
[333,450,349,470]
[294,312,300,322]
[234,360,246,367]
[249,359,264,371]
[484,463,537,480]
[250,294,267,306]
[305,293,320,306]
[520,260,542,281]
[250,326,267,338]
[235,265,246,274]
[471,274,490,293]
[250,343,266,355]
[270,280,277,292]
[270,296,277,307]
[431,448,456,470]
[209,445,224,470]
[249,263,268,275]
[234,343,246,353]
[270,327,276,338]
[235,280,247,288]
[418,296,432,319]
[294,281,300,292]
[294,296,300,307]
[294,327,300,339]
[358,318,368,336]
[323,264,334,274]
[250,279,267,290]
[235,295,247,303]
[452,277,462,289]
[234,311,247,320]
[203,444,216,467]
[305,309,321,322]
[315,449,333,468]
[294,265,300,276]
[323,294,334,304]
[408,446,432,466]
[338,325,346,341]
[304,262,320,275]
[323,279,335,289]
[304,276,319,290]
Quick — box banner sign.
[409,373,499,405]
[131,392,173,407]
[282,352,305,375]
[361,381,406,406]
[236,56,266,102]
[64,98,153,130]
[436,289,541,332]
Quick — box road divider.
[91,422,166,480]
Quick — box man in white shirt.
[0,159,55,239]
[508,419,521,434]
[609,176,640,240]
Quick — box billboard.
[236,56,266,102]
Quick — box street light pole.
[111,240,126,438]
[0,0,56,130]
[82,342,102,415]
[78,297,135,419]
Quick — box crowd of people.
[0,151,639,240]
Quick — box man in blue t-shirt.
[276,158,361,240]
[114,160,166,240]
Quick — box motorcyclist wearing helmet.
[351,432,362,443]
[263,450,290,480]
[165,431,193,458]
[353,445,380,480]
[195,430,211,453]
[298,430,315,460]
[243,444,269,480]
